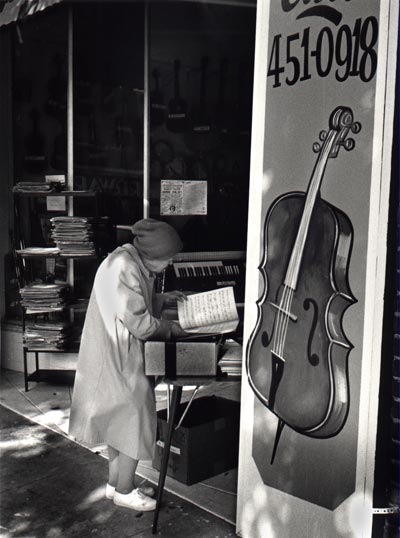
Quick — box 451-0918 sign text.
[268,16,378,87]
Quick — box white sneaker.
[106,483,155,499]
[113,488,156,512]
[105,483,116,499]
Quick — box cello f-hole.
[303,298,319,366]
[261,331,270,348]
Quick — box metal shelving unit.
[14,189,101,391]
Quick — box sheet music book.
[177,286,239,334]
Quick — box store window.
[12,7,68,246]
[7,0,256,320]
[73,2,145,225]
[149,2,256,252]
[9,7,68,319]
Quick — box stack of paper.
[50,216,96,256]
[23,321,71,350]
[19,283,70,313]
[218,341,243,376]
[16,246,60,256]
[12,182,55,192]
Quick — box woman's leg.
[116,452,139,494]
[107,445,120,487]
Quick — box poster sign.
[160,180,207,215]
[237,1,397,537]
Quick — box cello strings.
[273,285,292,357]
[274,129,335,358]
[280,287,293,357]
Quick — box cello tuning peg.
[351,121,361,134]
[319,130,327,141]
[312,142,321,153]
[343,138,355,151]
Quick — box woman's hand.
[162,290,188,308]
[171,322,189,339]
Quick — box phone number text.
[268,17,378,87]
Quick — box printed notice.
[178,286,239,334]
[45,175,66,211]
[160,180,207,215]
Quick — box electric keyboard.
[161,250,246,304]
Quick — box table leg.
[152,384,182,534]
[23,348,28,392]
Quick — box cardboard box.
[144,339,221,376]
[152,396,240,485]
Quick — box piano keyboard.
[173,261,241,278]
[172,250,245,262]
[161,250,246,302]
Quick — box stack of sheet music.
[50,216,96,256]
[23,321,72,350]
[19,283,70,313]
[16,246,60,256]
[218,341,243,377]
[12,182,55,193]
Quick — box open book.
[177,286,239,334]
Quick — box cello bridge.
[269,302,298,322]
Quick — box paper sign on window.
[160,180,207,215]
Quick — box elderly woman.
[68,218,187,512]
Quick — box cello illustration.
[246,106,361,463]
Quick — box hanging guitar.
[150,68,165,128]
[246,106,361,463]
[166,59,188,133]
[214,57,230,134]
[192,55,211,133]
[24,108,46,174]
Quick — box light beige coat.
[68,244,172,459]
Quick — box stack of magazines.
[23,321,72,351]
[12,182,55,193]
[50,216,96,256]
[16,246,60,256]
[218,340,243,377]
[19,283,70,313]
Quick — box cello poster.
[247,106,360,453]
[237,2,397,538]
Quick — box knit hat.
[131,218,183,260]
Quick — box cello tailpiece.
[270,418,285,465]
